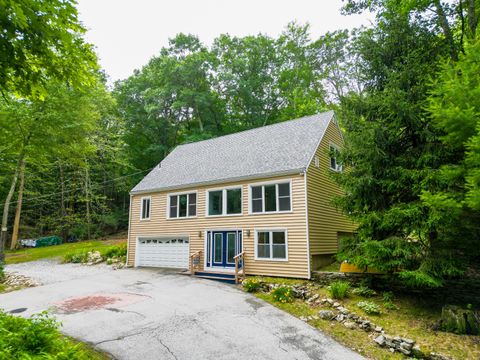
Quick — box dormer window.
[329,144,343,172]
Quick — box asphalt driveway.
[1,261,363,360]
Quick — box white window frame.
[166,191,198,219]
[205,186,243,217]
[254,229,288,261]
[329,143,343,172]
[140,196,151,220]
[248,179,292,215]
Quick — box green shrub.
[382,291,395,302]
[0,262,4,282]
[63,250,89,263]
[352,286,376,297]
[243,278,262,292]
[0,310,93,359]
[63,243,127,264]
[383,301,399,310]
[357,301,382,315]
[328,281,350,299]
[100,243,127,259]
[272,286,294,303]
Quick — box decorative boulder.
[318,310,335,320]
[440,305,480,335]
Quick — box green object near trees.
[33,236,62,248]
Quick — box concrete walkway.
[1,261,363,360]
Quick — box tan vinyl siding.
[128,174,309,278]
[306,120,356,256]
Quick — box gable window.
[169,192,196,218]
[140,197,151,220]
[207,187,242,216]
[255,230,287,260]
[250,181,291,214]
[329,144,343,172]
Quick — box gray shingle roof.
[131,111,335,193]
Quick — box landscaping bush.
[63,249,89,263]
[272,286,294,303]
[328,281,350,299]
[383,301,399,310]
[382,291,395,303]
[100,243,127,259]
[352,286,376,297]
[357,301,382,315]
[63,243,127,264]
[0,309,94,359]
[243,278,262,293]
[0,262,4,282]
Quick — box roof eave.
[130,168,306,195]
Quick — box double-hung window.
[329,144,343,172]
[256,230,287,260]
[168,192,196,218]
[250,181,291,213]
[207,187,242,216]
[140,197,151,220]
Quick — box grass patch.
[317,261,341,272]
[248,277,480,360]
[0,310,108,359]
[5,239,125,265]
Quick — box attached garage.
[136,237,190,268]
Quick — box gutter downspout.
[125,194,133,267]
[303,169,311,279]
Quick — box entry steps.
[180,269,242,284]
[194,271,239,284]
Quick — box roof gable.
[131,111,335,193]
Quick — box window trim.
[254,229,288,262]
[205,185,243,217]
[166,190,198,219]
[248,179,293,215]
[140,196,151,221]
[329,143,343,172]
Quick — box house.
[127,111,356,281]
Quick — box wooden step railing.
[190,250,202,274]
[234,251,245,284]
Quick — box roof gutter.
[129,168,306,195]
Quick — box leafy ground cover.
[247,276,480,360]
[5,235,126,265]
[0,310,108,359]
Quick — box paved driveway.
[1,261,363,360]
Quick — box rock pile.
[86,251,103,265]
[316,297,452,359]
[373,334,415,356]
[2,272,38,291]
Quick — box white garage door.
[137,237,189,268]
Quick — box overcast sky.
[77,0,373,83]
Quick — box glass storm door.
[207,230,242,268]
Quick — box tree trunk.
[467,0,477,38]
[85,165,91,240]
[434,0,458,61]
[10,158,26,250]
[0,153,24,262]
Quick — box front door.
[207,230,242,268]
